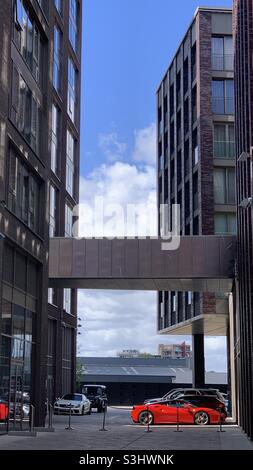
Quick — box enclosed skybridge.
[49,236,236,293]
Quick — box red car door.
[179,403,195,424]
[155,402,178,423]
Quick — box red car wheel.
[138,410,154,425]
[194,411,209,425]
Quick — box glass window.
[66,129,75,197]
[11,65,40,153]
[68,58,76,123]
[62,327,73,394]
[53,26,62,94]
[212,36,233,71]
[8,148,40,232]
[49,184,58,237]
[214,168,236,204]
[212,80,234,115]
[48,288,57,306]
[65,203,73,237]
[51,104,61,175]
[69,0,78,52]
[13,1,41,82]
[172,294,176,312]
[213,123,235,159]
[1,300,12,336]
[63,289,71,314]
[215,213,236,234]
[54,0,62,15]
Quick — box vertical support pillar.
[192,334,205,388]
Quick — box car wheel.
[97,406,102,413]
[87,406,91,415]
[194,411,209,425]
[138,410,154,425]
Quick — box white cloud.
[77,290,191,357]
[205,337,227,372]
[132,122,156,165]
[78,161,157,237]
[76,123,227,372]
[98,132,126,162]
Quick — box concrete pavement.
[0,407,252,450]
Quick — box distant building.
[118,349,142,358]
[158,342,192,359]
[78,356,227,405]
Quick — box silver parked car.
[54,393,91,415]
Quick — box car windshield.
[62,394,82,401]
[83,387,102,395]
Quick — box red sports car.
[131,401,226,426]
[0,401,8,421]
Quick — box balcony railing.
[212,97,234,115]
[214,140,235,159]
[212,54,234,71]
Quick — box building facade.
[78,356,227,406]
[157,8,235,387]
[158,342,191,359]
[0,0,81,428]
[233,0,253,442]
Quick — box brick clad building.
[0,0,82,429]
[157,7,236,388]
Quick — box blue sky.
[77,1,231,369]
[80,0,232,175]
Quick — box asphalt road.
[51,406,133,429]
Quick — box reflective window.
[65,203,73,237]
[51,104,61,175]
[54,0,62,16]
[53,26,62,94]
[63,289,71,314]
[215,213,236,234]
[11,66,40,153]
[68,58,77,123]
[8,148,40,233]
[213,123,235,159]
[49,185,58,237]
[214,168,236,205]
[212,80,234,115]
[13,0,41,82]
[212,36,233,71]
[66,129,75,196]
[69,0,78,52]
[62,327,73,394]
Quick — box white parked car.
[54,393,91,415]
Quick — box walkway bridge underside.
[49,236,236,293]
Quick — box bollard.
[65,403,74,430]
[217,408,226,433]
[30,405,35,433]
[48,404,53,429]
[99,401,108,431]
[146,405,152,433]
[174,402,182,432]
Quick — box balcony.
[212,97,234,115]
[214,140,235,159]
[212,54,234,71]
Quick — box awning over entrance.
[49,236,236,293]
